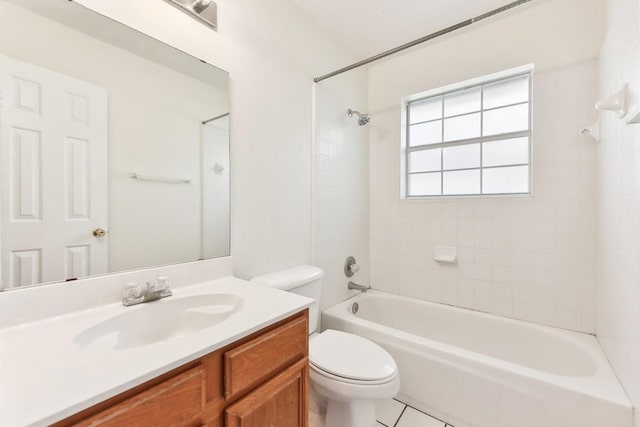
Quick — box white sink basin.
[73,294,243,350]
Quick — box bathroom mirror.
[0,0,230,290]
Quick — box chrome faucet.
[348,281,370,293]
[123,276,172,306]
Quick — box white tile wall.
[314,71,370,310]
[369,61,599,333]
[596,0,640,425]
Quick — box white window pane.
[444,113,481,142]
[484,75,529,109]
[443,170,480,195]
[483,104,529,136]
[444,87,481,117]
[410,173,441,196]
[443,143,480,170]
[483,166,529,194]
[409,121,442,146]
[410,149,441,173]
[410,97,442,123]
[483,137,529,167]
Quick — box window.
[404,69,532,197]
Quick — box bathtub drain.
[351,302,359,314]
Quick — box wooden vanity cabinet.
[54,310,309,427]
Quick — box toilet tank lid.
[250,265,324,290]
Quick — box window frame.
[403,68,533,199]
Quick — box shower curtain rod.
[313,0,534,83]
[202,112,230,125]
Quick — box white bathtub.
[322,291,632,427]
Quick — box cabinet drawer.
[75,366,205,427]
[224,314,307,399]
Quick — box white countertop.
[0,277,313,427]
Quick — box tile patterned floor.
[375,398,454,427]
[310,396,454,427]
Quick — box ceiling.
[292,0,529,60]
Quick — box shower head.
[348,109,371,126]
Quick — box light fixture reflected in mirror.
[192,0,214,13]
[165,0,218,31]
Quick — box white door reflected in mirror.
[0,55,108,288]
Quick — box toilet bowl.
[250,265,400,427]
[309,329,400,427]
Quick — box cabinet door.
[74,366,205,427]
[225,359,308,427]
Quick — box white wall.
[0,3,228,273]
[596,0,640,423]
[72,0,357,279]
[368,0,604,113]
[368,0,603,333]
[314,71,370,310]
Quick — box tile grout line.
[393,399,453,427]
[392,404,408,427]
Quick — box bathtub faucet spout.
[348,281,370,293]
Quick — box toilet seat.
[309,362,398,385]
[309,329,397,384]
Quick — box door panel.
[66,136,90,219]
[0,55,108,289]
[65,245,90,280]
[10,249,41,287]
[12,127,42,220]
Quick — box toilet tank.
[250,265,323,333]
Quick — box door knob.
[92,228,107,238]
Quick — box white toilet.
[251,265,400,427]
